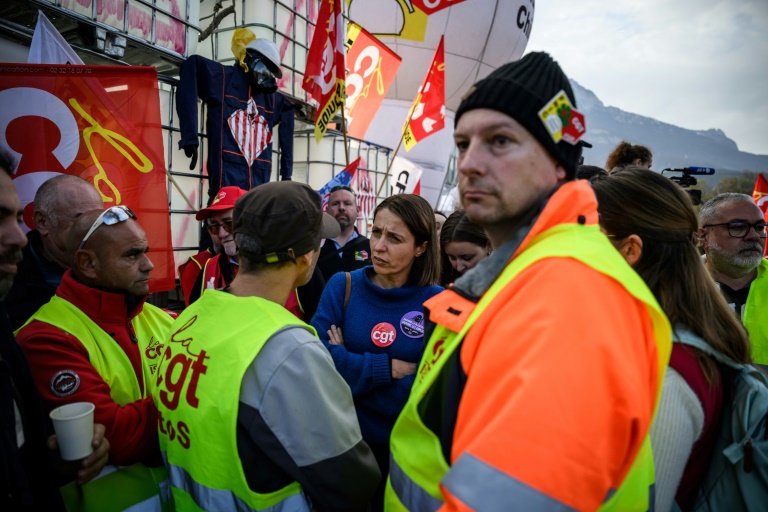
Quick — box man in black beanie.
[385,52,671,511]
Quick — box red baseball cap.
[195,186,248,221]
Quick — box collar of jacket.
[58,269,148,323]
[452,180,599,301]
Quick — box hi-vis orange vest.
[386,198,671,511]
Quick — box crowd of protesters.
[2,50,767,512]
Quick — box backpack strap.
[343,272,351,313]
[673,325,754,373]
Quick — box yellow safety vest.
[20,295,173,512]
[152,290,313,511]
[745,258,768,365]
[385,223,671,511]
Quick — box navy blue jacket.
[176,55,294,199]
[311,268,443,447]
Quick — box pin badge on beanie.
[538,90,586,145]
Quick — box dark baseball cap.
[233,181,340,263]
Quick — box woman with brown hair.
[439,209,491,286]
[605,140,653,172]
[591,167,752,511]
[311,193,442,510]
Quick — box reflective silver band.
[164,456,309,512]
[389,454,443,512]
[441,453,578,511]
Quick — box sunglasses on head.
[78,205,137,250]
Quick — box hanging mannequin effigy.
[176,29,294,203]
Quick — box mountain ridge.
[571,80,766,179]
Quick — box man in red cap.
[183,186,248,305]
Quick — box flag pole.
[340,106,350,166]
[377,101,419,197]
[377,133,404,197]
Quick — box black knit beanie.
[455,52,582,179]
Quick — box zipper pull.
[129,323,138,344]
[744,438,754,473]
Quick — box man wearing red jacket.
[16,206,173,511]
[187,186,247,305]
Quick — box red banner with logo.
[0,64,175,291]
[344,22,401,139]
[303,0,346,142]
[753,173,768,256]
[403,36,445,151]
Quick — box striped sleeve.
[238,326,380,511]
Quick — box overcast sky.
[526,0,768,156]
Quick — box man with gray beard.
[699,192,768,369]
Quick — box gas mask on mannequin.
[245,50,278,94]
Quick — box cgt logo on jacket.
[155,315,210,450]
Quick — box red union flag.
[403,36,445,151]
[0,64,175,292]
[344,22,401,139]
[303,0,346,143]
[753,173,768,256]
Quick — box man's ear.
[554,163,568,182]
[34,211,49,235]
[697,227,709,252]
[74,249,97,280]
[618,234,644,267]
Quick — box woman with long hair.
[591,167,752,511]
[439,209,491,286]
[605,141,652,172]
[311,194,442,510]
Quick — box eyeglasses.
[330,185,355,195]
[702,221,767,238]
[78,205,137,250]
[207,219,234,234]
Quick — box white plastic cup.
[49,402,95,461]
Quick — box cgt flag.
[344,22,402,139]
[403,35,445,151]
[303,0,346,143]
[753,173,768,256]
[318,157,362,211]
[0,64,175,292]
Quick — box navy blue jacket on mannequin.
[176,55,294,201]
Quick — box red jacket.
[178,248,213,306]
[16,271,162,467]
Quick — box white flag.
[28,10,83,64]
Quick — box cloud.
[527,0,768,154]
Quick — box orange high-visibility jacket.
[391,181,670,511]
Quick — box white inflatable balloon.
[349,0,535,203]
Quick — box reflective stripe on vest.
[443,453,578,512]
[154,290,314,512]
[163,453,309,512]
[744,258,768,365]
[386,222,671,511]
[389,455,441,512]
[19,296,173,511]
